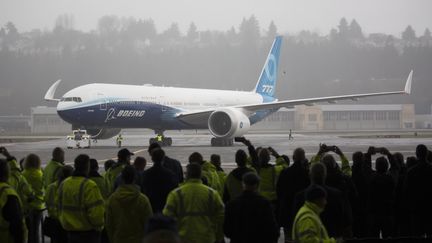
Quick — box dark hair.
[121,165,137,184]
[188,152,203,164]
[144,214,178,235]
[352,151,364,166]
[151,148,165,164]
[235,149,247,167]
[104,159,116,171]
[0,159,9,182]
[148,142,161,154]
[406,156,417,169]
[416,144,428,160]
[375,156,389,173]
[259,149,270,165]
[305,184,327,202]
[90,158,99,172]
[242,172,260,186]
[321,154,338,174]
[281,155,291,166]
[133,156,147,171]
[52,147,64,162]
[58,165,74,182]
[210,154,221,165]
[25,153,41,169]
[74,154,90,173]
[309,162,326,185]
[186,163,201,179]
[293,148,305,164]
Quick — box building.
[0,115,31,134]
[31,106,71,134]
[252,104,416,131]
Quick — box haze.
[1,0,431,35]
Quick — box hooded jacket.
[106,184,153,243]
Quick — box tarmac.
[2,130,431,169]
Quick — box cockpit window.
[61,97,82,102]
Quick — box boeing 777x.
[44,36,413,146]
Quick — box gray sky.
[1,0,431,36]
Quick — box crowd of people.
[0,138,432,243]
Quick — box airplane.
[44,36,413,147]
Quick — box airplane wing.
[177,70,413,125]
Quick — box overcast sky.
[1,0,431,36]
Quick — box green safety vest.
[43,160,64,188]
[163,179,224,243]
[0,182,27,243]
[58,177,105,231]
[22,168,45,210]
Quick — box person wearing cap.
[58,154,105,243]
[163,163,224,243]
[105,148,134,194]
[224,172,279,243]
[292,184,337,243]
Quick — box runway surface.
[2,131,431,169]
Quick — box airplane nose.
[57,109,79,124]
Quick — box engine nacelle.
[86,128,121,139]
[208,108,250,139]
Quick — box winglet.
[44,79,62,101]
[404,70,413,94]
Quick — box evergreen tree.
[338,17,349,40]
[267,21,277,38]
[402,25,416,42]
[348,19,363,39]
[186,22,199,42]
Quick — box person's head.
[144,214,180,243]
[57,165,74,182]
[24,153,41,169]
[148,142,161,155]
[104,159,115,172]
[242,172,260,192]
[188,152,203,165]
[151,148,165,165]
[52,147,65,163]
[393,152,405,168]
[235,149,247,167]
[406,156,417,169]
[281,155,291,167]
[133,156,147,172]
[293,148,306,164]
[210,154,221,168]
[375,156,389,174]
[416,144,428,160]
[117,148,134,164]
[89,158,99,172]
[0,159,10,182]
[321,154,339,174]
[305,184,327,210]
[259,148,271,165]
[121,165,137,184]
[74,154,90,175]
[186,163,201,179]
[352,151,364,166]
[309,162,327,185]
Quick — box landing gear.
[149,130,172,147]
[211,137,233,147]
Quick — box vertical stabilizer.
[253,36,283,98]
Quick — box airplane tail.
[253,36,283,98]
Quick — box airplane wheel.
[166,137,172,146]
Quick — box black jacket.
[141,163,179,213]
[276,162,310,228]
[224,190,279,243]
[162,156,184,184]
[403,160,432,214]
[367,172,395,215]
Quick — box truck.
[66,129,91,149]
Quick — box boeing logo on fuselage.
[117,110,146,117]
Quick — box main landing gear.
[149,130,172,147]
[211,137,233,147]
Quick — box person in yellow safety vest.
[188,152,222,193]
[89,159,109,199]
[163,163,225,243]
[22,154,45,243]
[223,149,256,203]
[292,184,339,243]
[106,165,153,243]
[156,134,163,143]
[256,149,283,203]
[104,148,134,195]
[116,134,123,148]
[0,158,27,243]
[210,154,226,197]
[310,144,351,177]
[43,147,65,188]
[58,154,105,243]
[44,165,74,243]
[0,148,35,216]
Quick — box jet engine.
[208,108,250,139]
[86,128,121,139]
